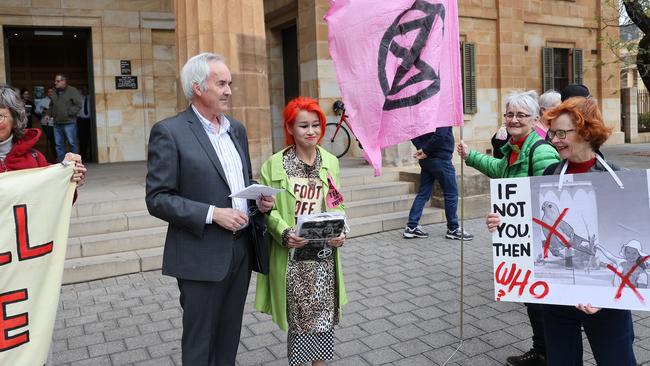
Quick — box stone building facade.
[0,0,622,170]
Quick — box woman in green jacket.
[457,90,560,366]
[458,90,560,179]
[255,97,347,366]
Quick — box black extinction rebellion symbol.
[378,1,445,111]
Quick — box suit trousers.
[177,229,253,366]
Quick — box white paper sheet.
[228,184,283,200]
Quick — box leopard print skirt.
[286,256,338,364]
[286,256,338,333]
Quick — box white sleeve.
[206,205,215,224]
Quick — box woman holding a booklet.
[255,97,347,366]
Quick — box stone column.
[175,0,272,173]
[621,87,640,143]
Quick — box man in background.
[403,127,474,241]
[50,73,82,162]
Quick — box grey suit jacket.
[145,107,254,282]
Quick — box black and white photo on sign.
[530,170,650,289]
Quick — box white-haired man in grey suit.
[146,52,274,366]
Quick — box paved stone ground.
[53,142,650,365]
[53,217,650,366]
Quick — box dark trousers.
[543,304,636,366]
[407,158,459,230]
[176,231,252,366]
[77,117,92,161]
[526,303,545,355]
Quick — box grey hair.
[539,90,561,114]
[180,53,226,101]
[0,86,27,140]
[504,90,540,117]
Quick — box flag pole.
[444,125,465,365]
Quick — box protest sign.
[491,169,650,311]
[325,0,463,175]
[0,165,75,365]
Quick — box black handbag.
[249,212,270,275]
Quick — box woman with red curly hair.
[255,97,347,366]
[488,96,636,365]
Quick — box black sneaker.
[445,228,474,241]
[506,349,545,366]
[403,225,429,239]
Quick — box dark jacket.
[411,127,454,160]
[50,85,82,124]
[145,107,264,281]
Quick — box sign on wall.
[115,76,138,90]
[491,169,650,311]
[120,60,132,75]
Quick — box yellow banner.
[0,165,75,365]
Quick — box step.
[341,181,414,201]
[72,196,147,218]
[400,167,490,197]
[69,210,165,237]
[63,251,141,284]
[78,226,167,257]
[430,194,490,220]
[341,170,401,186]
[344,194,415,218]
[348,208,444,238]
[61,208,445,283]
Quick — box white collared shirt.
[191,105,248,225]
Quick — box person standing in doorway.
[76,86,92,162]
[403,127,474,241]
[50,73,82,162]
[20,89,34,128]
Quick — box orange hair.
[283,96,327,147]
[543,97,612,150]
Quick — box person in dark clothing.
[403,127,473,240]
[20,89,34,129]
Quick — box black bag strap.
[528,139,552,176]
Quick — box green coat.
[254,146,348,331]
[466,132,560,178]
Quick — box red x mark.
[607,255,650,303]
[532,208,570,258]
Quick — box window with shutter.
[462,42,477,114]
[542,47,554,92]
[572,48,583,85]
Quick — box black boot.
[506,349,545,366]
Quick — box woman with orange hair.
[255,97,347,366]
[487,96,636,365]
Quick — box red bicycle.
[323,101,361,158]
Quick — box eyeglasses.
[547,129,576,140]
[0,114,10,122]
[54,79,63,82]
[504,113,531,120]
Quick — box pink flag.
[325,0,463,175]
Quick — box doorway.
[4,27,96,162]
